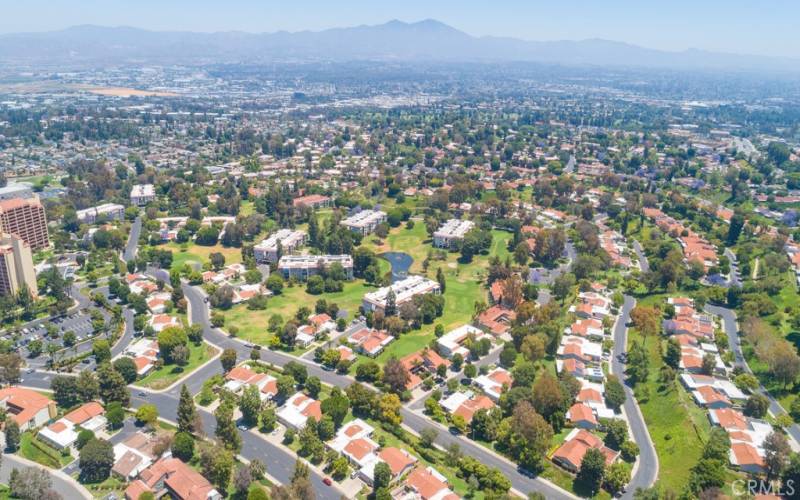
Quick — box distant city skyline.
[2,0,799,59]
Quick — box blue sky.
[2,0,798,57]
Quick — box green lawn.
[225,279,378,345]
[627,300,711,493]
[19,432,73,468]
[165,242,243,271]
[138,342,218,390]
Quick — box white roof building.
[362,275,440,313]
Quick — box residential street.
[611,295,658,498]
[180,282,577,500]
[705,304,800,446]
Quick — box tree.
[382,357,410,394]
[135,404,159,427]
[436,267,446,294]
[384,289,397,316]
[500,401,553,472]
[172,432,195,461]
[106,402,125,430]
[347,383,377,417]
[306,376,322,398]
[277,375,295,400]
[782,452,800,497]
[79,438,115,483]
[604,374,626,410]
[158,326,189,364]
[97,363,130,406]
[260,406,277,432]
[420,427,438,448]
[604,462,631,495]
[664,338,681,369]
[177,384,197,434]
[626,342,649,385]
[76,429,95,450]
[0,353,21,384]
[764,431,791,478]
[603,419,628,450]
[378,393,403,426]
[744,393,769,418]
[321,387,350,427]
[9,467,53,500]
[4,420,19,451]
[769,348,800,388]
[532,373,563,426]
[234,464,253,495]
[240,385,262,427]
[51,375,81,408]
[113,357,138,384]
[374,461,392,491]
[200,443,234,495]
[215,400,242,453]
[92,339,111,364]
[577,448,606,495]
[630,305,660,344]
[77,370,100,402]
[172,344,189,366]
[220,348,237,372]
[280,460,312,500]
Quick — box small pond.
[382,251,413,282]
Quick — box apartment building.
[253,229,306,264]
[278,254,353,281]
[76,203,126,224]
[130,184,156,206]
[292,194,332,209]
[341,209,387,236]
[0,233,37,298]
[361,275,440,314]
[433,219,475,249]
[0,197,49,250]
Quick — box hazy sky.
[3,0,798,58]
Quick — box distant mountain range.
[0,19,796,72]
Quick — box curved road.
[123,216,142,262]
[705,304,800,445]
[611,295,658,497]
[0,453,92,499]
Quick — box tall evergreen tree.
[177,384,197,434]
[215,400,242,453]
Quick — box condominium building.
[341,209,387,236]
[292,194,332,209]
[130,184,155,206]
[76,203,126,224]
[362,275,440,313]
[433,218,475,249]
[0,234,37,298]
[253,229,307,264]
[277,254,353,281]
[0,197,49,250]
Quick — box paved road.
[632,240,649,273]
[705,304,800,445]
[123,216,142,262]
[611,296,658,498]
[112,308,136,358]
[0,452,92,499]
[181,283,575,499]
[724,248,742,288]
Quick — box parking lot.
[15,308,112,365]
